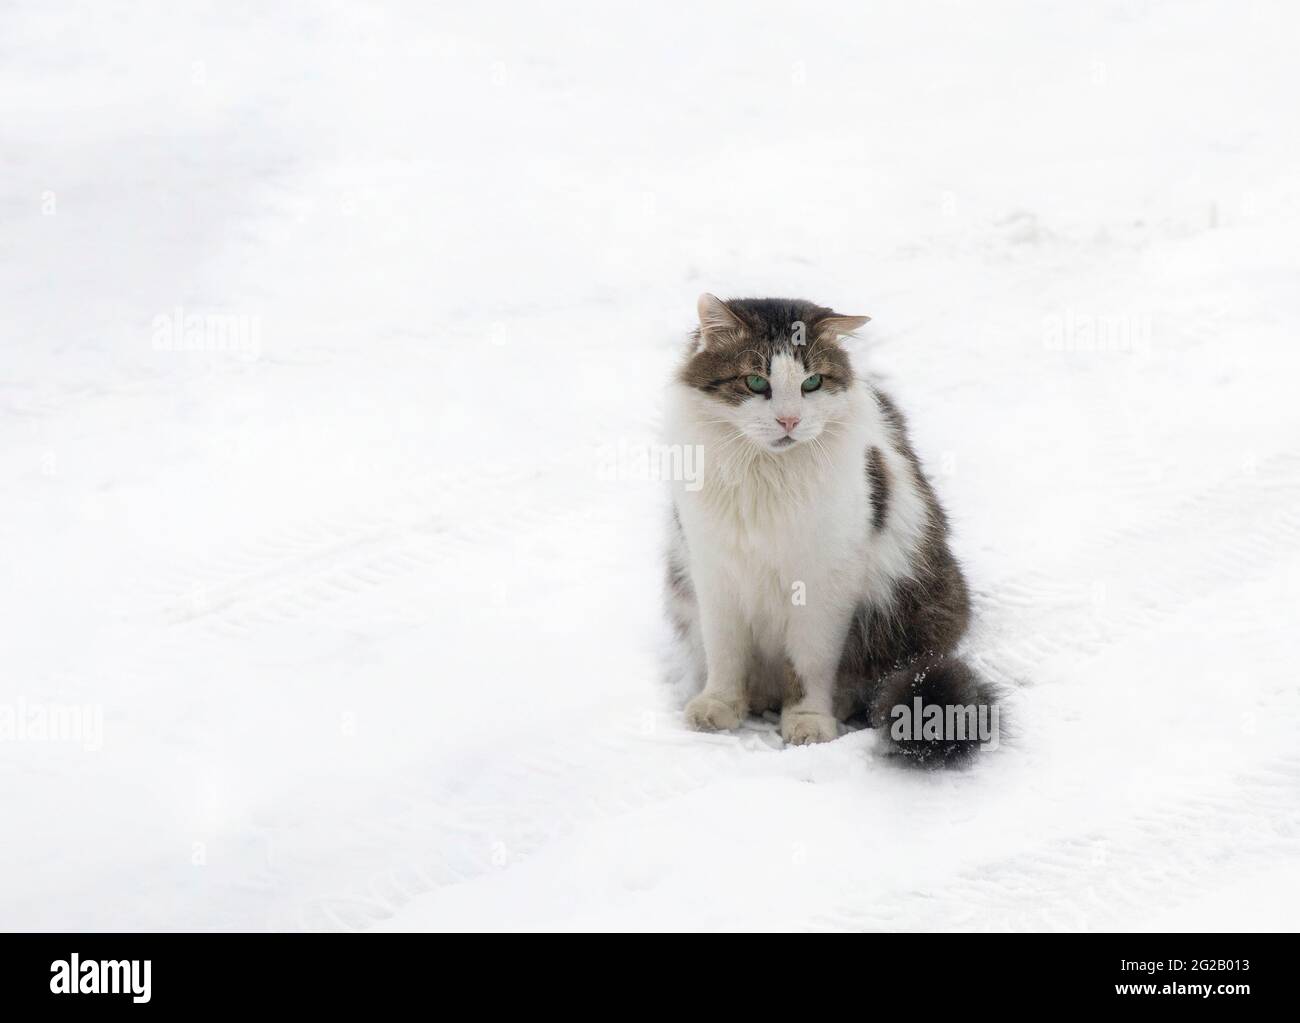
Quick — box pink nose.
[776,415,800,433]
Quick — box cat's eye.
[801,374,823,393]
[746,375,770,394]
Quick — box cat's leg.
[780,658,839,745]
[683,570,750,731]
[664,521,707,696]
[780,605,851,745]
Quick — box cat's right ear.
[696,293,742,343]
[818,314,872,338]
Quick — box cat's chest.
[692,462,865,566]
[685,476,867,635]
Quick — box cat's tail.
[869,653,1002,768]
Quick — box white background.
[2,0,1298,930]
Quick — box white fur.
[665,360,931,744]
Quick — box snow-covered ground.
[2,1,1298,931]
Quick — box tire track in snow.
[269,721,791,931]
[150,459,578,630]
[159,513,452,629]
[968,450,1300,688]
[812,754,1300,931]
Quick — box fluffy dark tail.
[869,654,1001,768]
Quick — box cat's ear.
[696,293,743,340]
[818,314,872,338]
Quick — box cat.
[664,294,996,765]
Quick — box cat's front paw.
[684,693,744,732]
[781,710,838,746]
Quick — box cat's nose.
[776,415,800,433]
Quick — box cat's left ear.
[818,314,872,338]
[697,293,743,338]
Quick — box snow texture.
[1,1,1298,931]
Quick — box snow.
[2,0,1298,931]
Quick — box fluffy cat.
[664,294,996,765]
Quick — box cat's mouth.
[770,436,797,449]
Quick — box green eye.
[745,375,769,394]
[801,374,823,393]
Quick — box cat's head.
[678,294,870,452]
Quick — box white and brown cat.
[664,294,995,765]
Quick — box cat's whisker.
[808,435,833,474]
